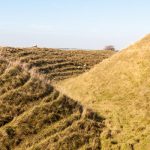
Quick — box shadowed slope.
[56,35,150,149]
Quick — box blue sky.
[0,0,150,49]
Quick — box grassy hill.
[0,47,115,83]
[0,47,114,150]
[56,35,150,149]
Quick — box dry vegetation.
[0,47,114,150]
[0,47,115,83]
[56,35,150,150]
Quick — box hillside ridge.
[56,35,150,149]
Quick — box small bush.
[6,127,16,139]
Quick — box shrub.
[5,127,16,139]
[104,45,115,51]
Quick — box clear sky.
[0,0,150,49]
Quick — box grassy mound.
[56,35,150,149]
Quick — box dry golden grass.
[0,47,114,149]
[0,62,104,150]
[56,35,150,150]
[0,47,115,83]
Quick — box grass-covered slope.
[56,35,150,149]
[0,59,104,150]
[0,48,114,150]
[0,47,115,83]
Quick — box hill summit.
[128,34,150,50]
[56,34,150,149]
